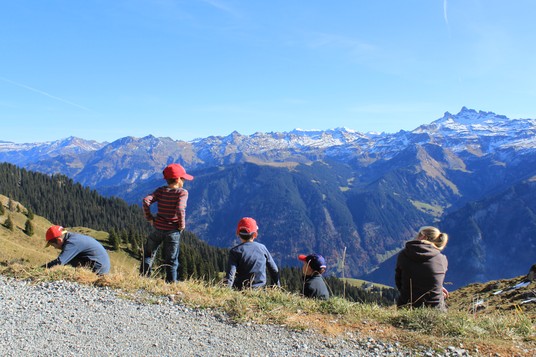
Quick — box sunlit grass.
[1,262,534,356]
[1,197,534,355]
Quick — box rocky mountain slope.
[360,175,536,289]
[1,107,535,284]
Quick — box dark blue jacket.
[45,233,111,275]
[226,241,280,289]
[303,274,330,300]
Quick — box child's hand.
[442,286,449,299]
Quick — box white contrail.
[0,76,91,111]
[200,0,238,17]
[443,0,449,26]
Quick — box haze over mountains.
[2,107,535,289]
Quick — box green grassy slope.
[0,194,139,274]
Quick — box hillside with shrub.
[1,187,535,354]
[3,108,536,286]
[0,163,398,303]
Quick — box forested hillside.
[0,162,228,281]
[0,162,146,234]
[0,162,398,303]
[3,109,536,285]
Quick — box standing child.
[139,163,193,283]
[298,253,330,300]
[225,217,280,290]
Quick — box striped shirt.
[143,186,189,231]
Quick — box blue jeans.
[139,229,181,283]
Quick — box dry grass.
[0,263,534,356]
[1,196,534,355]
[449,277,536,318]
[0,195,139,275]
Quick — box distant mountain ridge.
[3,107,535,174]
[1,107,535,286]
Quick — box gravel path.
[0,276,471,356]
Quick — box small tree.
[8,197,15,212]
[120,229,129,244]
[108,229,120,251]
[4,215,14,231]
[129,231,141,256]
[27,208,34,220]
[24,219,34,236]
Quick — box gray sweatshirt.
[395,240,448,310]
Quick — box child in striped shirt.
[139,163,193,283]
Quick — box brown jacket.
[395,240,448,311]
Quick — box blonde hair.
[166,178,184,188]
[416,226,448,251]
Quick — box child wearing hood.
[395,226,449,311]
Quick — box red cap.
[46,225,64,241]
[236,217,258,235]
[163,164,193,180]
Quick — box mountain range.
[2,107,535,288]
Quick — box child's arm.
[266,251,280,287]
[225,250,238,288]
[174,190,189,231]
[142,191,158,222]
[394,255,403,290]
[42,258,61,269]
[43,241,81,269]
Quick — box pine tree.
[128,230,141,256]
[178,247,188,281]
[4,215,14,231]
[108,228,120,251]
[27,208,34,220]
[24,219,34,236]
[120,229,129,244]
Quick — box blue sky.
[2,1,536,143]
